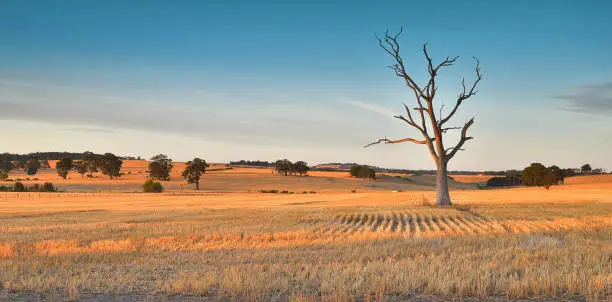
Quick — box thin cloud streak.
[556,82,612,116]
[341,99,396,117]
[0,80,377,148]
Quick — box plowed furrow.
[425,215,443,235]
[431,216,446,233]
[468,216,499,233]
[343,214,359,233]
[483,218,512,233]
[439,216,464,235]
[453,216,478,234]
[390,213,400,232]
[400,213,408,233]
[407,214,418,235]
[371,215,384,232]
[414,214,426,235]
[380,215,392,232]
[457,217,488,234]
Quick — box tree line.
[0,152,209,191]
[486,163,600,189]
[229,160,272,167]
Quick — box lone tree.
[99,153,123,179]
[182,158,208,190]
[55,157,73,179]
[365,28,482,206]
[82,151,99,177]
[522,163,556,189]
[25,158,41,175]
[148,154,173,181]
[74,160,88,178]
[0,154,14,180]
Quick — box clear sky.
[1,0,611,171]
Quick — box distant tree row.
[486,163,584,189]
[229,160,272,167]
[349,165,376,180]
[55,152,124,179]
[273,159,309,176]
[0,152,135,162]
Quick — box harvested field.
[1,174,611,300]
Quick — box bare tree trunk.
[195,181,199,190]
[436,162,452,206]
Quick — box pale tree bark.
[365,27,482,206]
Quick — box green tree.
[522,163,556,189]
[55,158,74,179]
[82,151,99,177]
[274,159,293,176]
[581,164,592,174]
[350,165,376,180]
[0,154,14,180]
[25,158,41,175]
[293,161,309,176]
[142,179,163,193]
[74,160,88,178]
[148,154,173,181]
[548,165,566,184]
[182,158,208,190]
[99,153,123,179]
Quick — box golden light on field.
[1,168,612,300]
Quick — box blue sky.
[1,0,611,171]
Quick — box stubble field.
[0,164,611,301]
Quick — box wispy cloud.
[341,99,396,117]
[0,80,374,147]
[58,126,117,134]
[556,82,612,116]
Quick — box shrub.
[13,182,26,192]
[142,180,163,193]
[42,182,56,192]
[0,172,8,181]
[486,176,522,188]
[350,165,376,180]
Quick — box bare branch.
[364,137,427,148]
[439,57,482,126]
[446,118,475,160]
[422,44,459,98]
[376,28,427,100]
[441,126,462,133]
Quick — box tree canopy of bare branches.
[366,27,482,206]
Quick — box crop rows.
[318,212,577,236]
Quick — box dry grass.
[450,174,495,183]
[3,160,478,193]
[1,179,611,300]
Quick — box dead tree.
[365,28,482,206]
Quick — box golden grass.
[1,181,612,300]
[450,174,495,183]
[4,161,480,193]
